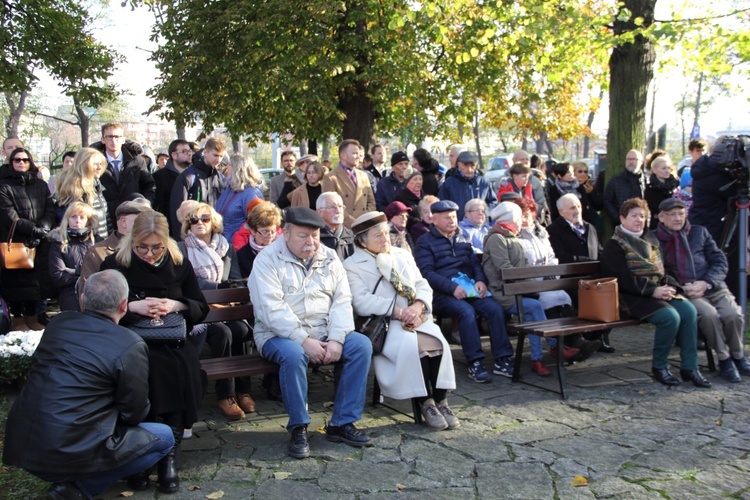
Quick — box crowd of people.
[1,129,748,499]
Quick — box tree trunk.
[4,90,27,139]
[175,116,186,141]
[473,109,483,171]
[299,140,307,156]
[604,0,656,237]
[73,97,90,147]
[341,92,376,151]
[307,140,317,156]
[322,140,330,162]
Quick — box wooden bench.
[199,287,278,381]
[500,261,716,399]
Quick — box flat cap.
[430,200,459,213]
[499,191,521,202]
[116,200,149,218]
[391,151,409,166]
[384,201,412,220]
[351,211,387,236]
[284,206,326,229]
[457,151,479,164]
[658,197,687,213]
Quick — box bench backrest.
[202,287,253,324]
[500,262,601,296]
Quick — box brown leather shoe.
[23,315,45,331]
[236,393,256,413]
[10,317,29,332]
[218,397,244,420]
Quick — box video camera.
[710,134,750,182]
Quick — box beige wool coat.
[344,247,455,400]
[322,166,376,229]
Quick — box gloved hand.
[27,238,41,249]
[31,226,48,239]
[218,280,234,289]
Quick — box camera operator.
[689,135,747,303]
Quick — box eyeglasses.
[176,149,192,155]
[189,214,212,225]
[104,134,123,140]
[134,244,165,257]
[12,158,30,163]
[256,229,275,237]
[468,209,486,214]
[322,204,344,211]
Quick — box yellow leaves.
[119,492,133,497]
[571,475,589,487]
[206,492,225,499]
[470,47,480,58]
[397,484,407,490]
[273,472,293,480]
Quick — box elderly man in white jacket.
[249,207,372,460]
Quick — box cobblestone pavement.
[100,324,750,499]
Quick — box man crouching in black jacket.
[2,270,174,499]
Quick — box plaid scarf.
[184,231,228,283]
[654,221,696,283]
[612,226,665,281]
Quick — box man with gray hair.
[317,192,355,261]
[3,270,174,499]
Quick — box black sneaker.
[492,357,514,378]
[288,425,310,459]
[325,422,372,447]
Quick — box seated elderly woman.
[344,212,458,431]
[458,198,489,253]
[601,198,711,388]
[236,201,282,278]
[179,203,254,421]
[482,202,580,377]
[384,201,414,252]
[410,194,439,244]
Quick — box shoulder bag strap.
[372,275,399,316]
[7,219,18,244]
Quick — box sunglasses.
[189,214,212,225]
[13,158,30,163]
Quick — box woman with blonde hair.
[645,153,680,229]
[48,202,99,311]
[215,154,263,241]
[56,147,110,238]
[179,203,254,420]
[101,210,208,494]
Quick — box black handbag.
[128,312,186,347]
[354,277,398,356]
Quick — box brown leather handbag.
[578,277,619,322]
[0,220,36,269]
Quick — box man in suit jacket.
[547,193,614,353]
[321,139,375,229]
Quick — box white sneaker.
[183,428,193,439]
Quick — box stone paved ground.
[100,324,750,499]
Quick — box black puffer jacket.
[169,150,225,239]
[688,154,734,245]
[0,165,55,243]
[644,174,679,229]
[92,140,156,226]
[2,311,154,475]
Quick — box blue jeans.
[433,294,513,364]
[647,299,698,370]
[262,332,372,431]
[35,422,173,498]
[507,298,556,361]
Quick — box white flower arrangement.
[0,330,43,385]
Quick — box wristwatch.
[706,283,713,291]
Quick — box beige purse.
[0,220,36,269]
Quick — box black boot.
[126,470,149,491]
[599,332,615,353]
[158,426,182,493]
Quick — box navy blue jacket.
[413,225,487,297]
[656,223,729,292]
[438,171,495,219]
[375,173,404,212]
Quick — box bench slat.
[503,277,583,296]
[509,317,641,336]
[203,304,254,324]
[200,354,278,380]
[500,262,600,280]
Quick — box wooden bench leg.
[705,342,716,373]
[412,399,423,424]
[555,337,567,400]
[512,333,525,382]
[372,377,382,405]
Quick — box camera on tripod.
[710,134,750,185]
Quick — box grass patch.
[0,393,48,498]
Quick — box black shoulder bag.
[354,276,398,356]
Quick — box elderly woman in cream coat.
[344,212,458,431]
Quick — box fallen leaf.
[119,492,133,497]
[638,390,646,395]
[621,353,632,357]
[273,472,293,480]
[469,471,478,478]
[445,436,455,440]
[344,457,354,461]
[206,491,225,499]
[323,401,334,408]
[189,485,202,491]
[316,426,326,434]
[716,420,722,426]
[396,484,406,490]
[571,475,588,487]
